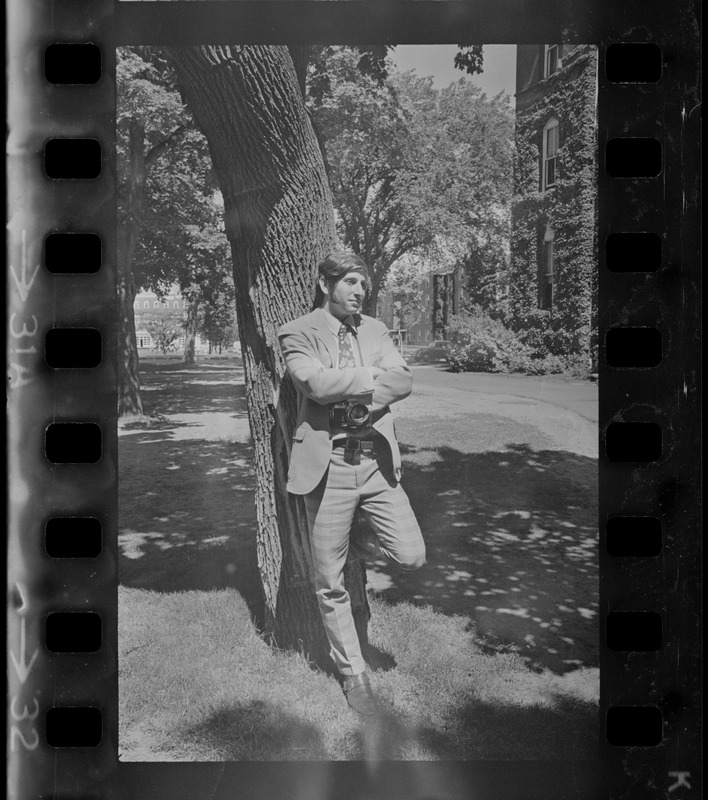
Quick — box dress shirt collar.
[318,307,361,337]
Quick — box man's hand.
[370,367,386,379]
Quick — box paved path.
[410,365,598,423]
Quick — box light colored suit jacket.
[278,308,412,495]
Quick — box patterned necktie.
[338,324,357,369]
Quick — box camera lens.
[347,403,369,425]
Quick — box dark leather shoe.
[342,672,379,716]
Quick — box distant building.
[377,277,435,345]
[377,265,465,344]
[133,287,205,352]
[510,44,598,364]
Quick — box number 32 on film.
[10,588,40,751]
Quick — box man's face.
[321,270,368,320]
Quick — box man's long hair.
[311,250,370,311]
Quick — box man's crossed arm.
[278,322,412,412]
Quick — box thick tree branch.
[145,124,189,169]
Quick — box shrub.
[508,309,591,359]
[505,352,565,375]
[447,306,533,373]
[446,306,593,377]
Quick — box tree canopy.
[118,48,231,301]
[117,47,235,397]
[307,46,514,313]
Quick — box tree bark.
[183,298,200,365]
[168,45,370,668]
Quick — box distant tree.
[308,48,423,312]
[383,257,429,335]
[308,47,511,315]
[199,280,238,353]
[131,130,232,367]
[142,309,185,354]
[117,47,232,410]
[117,47,194,415]
[156,221,233,365]
[459,231,510,317]
[395,76,513,298]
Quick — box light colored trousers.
[304,445,426,676]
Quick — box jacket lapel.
[310,309,339,368]
[356,316,376,366]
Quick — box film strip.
[6,2,701,799]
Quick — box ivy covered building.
[510,44,598,367]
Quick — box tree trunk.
[366,276,383,318]
[168,45,370,668]
[183,299,200,365]
[117,274,142,416]
[117,118,148,418]
[433,273,446,339]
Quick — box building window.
[544,45,559,77]
[542,118,559,191]
[539,228,555,310]
[154,301,159,307]
[143,301,149,308]
[174,301,179,308]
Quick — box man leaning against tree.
[278,250,426,716]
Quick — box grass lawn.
[119,357,599,761]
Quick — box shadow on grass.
[357,442,598,676]
[119,357,265,624]
[178,692,596,761]
[120,359,596,676]
[181,700,328,760]
[119,435,264,618]
[136,358,247,416]
[417,694,598,760]
[120,434,597,676]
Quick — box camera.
[330,401,371,431]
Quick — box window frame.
[541,118,560,191]
[544,45,560,77]
[538,228,555,311]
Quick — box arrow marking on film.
[14,582,28,612]
[9,231,40,303]
[10,618,38,684]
